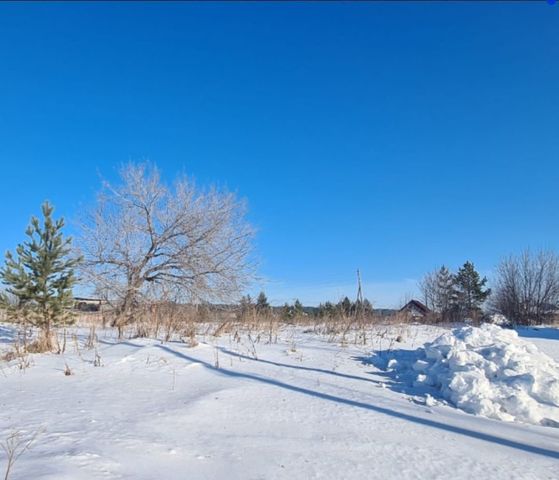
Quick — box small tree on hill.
[454,261,491,319]
[0,202,80,351]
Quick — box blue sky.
[0,2,558,307]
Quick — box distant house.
[400,300,430,319]
[73,297,106,312]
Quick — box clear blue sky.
[0,2,558,307]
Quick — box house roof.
[73,297,105,303]
[399,299,430,314]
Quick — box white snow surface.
[387,324,559,427]
[1,322,558,479]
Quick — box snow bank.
[387,324,559,427]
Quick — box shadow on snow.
[0,325,16,344]
[353,348,441,399]
[153,342,559,461]
[217,347,381,386]
[516,327,559,341]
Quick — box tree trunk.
[113,287,138,339]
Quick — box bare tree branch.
[491,250,559,325]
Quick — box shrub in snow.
[387,324,559,427]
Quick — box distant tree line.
[315,297,373,319]
[238,294,307,321]
[237,292,375,322]
[237,292,273,320]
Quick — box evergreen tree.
[362,298,374,316]
[281,302,294,321]
[352,298,373,318]
[255,291,270,314]
[324,301,335,317]
[338,296,352,317]
[434,266,457,320]
[454,261,491,317]
[293,299,304,316]
[239,294,254,319]
[318,301,336,318]
[0,202,80,350]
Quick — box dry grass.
[1,428,43,480]
[0,305,451,369]
[71,307,420,348]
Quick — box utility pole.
[356,269,364,318]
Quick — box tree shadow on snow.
[516,327,559,341]
[217,347,381,386]
[155,343,559,461]
[0,325,16,344]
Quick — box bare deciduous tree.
[419,269,438,311]
[491,250,559,325]
[77,163,254,336]
[418,265,456,320]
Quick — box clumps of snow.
[487,313,510,326]
[387,324,559,427]
[424,394,437,407]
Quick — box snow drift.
[386,324,559,427]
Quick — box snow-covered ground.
[1,322,558,479]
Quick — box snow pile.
[388,324,559,427]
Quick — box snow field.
[0,322,558,479]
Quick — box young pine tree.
[255,291,270,314]
[0,202,80,351]
[281,302,294,321]
[293,299,305,317]
[454,261,491,318]
[434,266,457,321]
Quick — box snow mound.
[388,324,559,427]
